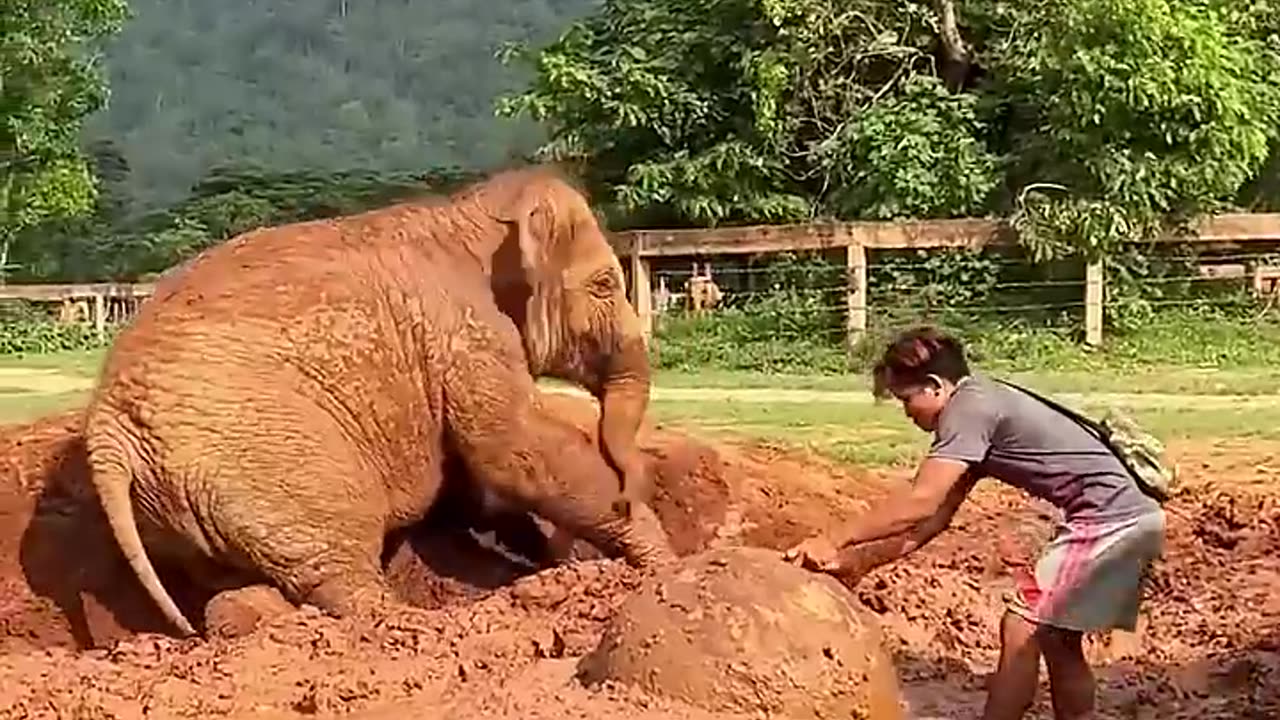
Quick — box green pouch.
[1094,406,1178,502]
[996,379,1179,503]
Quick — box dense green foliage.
[497,0,997,227]
[7,163,484,283]
[4,0,600,284]
[491,0,1280,374]
[0,301,109,353]
[7,0,1280,282]
[500,0,1280,247]
[1,0,128,280]
[994,0,1280,261]
[83,0,598,210]
[4,0,1280,373]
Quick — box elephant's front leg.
[444,366,675,569]
[517,425,675,568]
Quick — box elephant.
[82,166,676,638]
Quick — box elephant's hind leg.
[202,453,398,622]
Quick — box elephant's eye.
[589,272,617,298]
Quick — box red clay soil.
[578,545,907,719]
[0,398,1276,719]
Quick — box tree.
[498,0,1280,260]
[494,0,1002,228]
[0,0,129,281]
[983,0,1280,260]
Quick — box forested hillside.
[85,0,598,209]
[6,0,1280,301]
[5,0,1280,371]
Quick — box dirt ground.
[0,395,1276,719]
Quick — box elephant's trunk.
[595,333,653,510]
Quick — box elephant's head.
[461,167,652,504]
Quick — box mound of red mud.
[0,394,735,652]
[1,400,1278,719]
[578,545,904,719]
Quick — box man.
[784,325,1165,720]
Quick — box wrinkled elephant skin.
[83,167,675,637]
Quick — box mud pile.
[0,398,1276,719]
[578,545,905,719]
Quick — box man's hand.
[783,460,980,590]
[784,535,879,591]
[783,534,842,572]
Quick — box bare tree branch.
[932,0,971,91]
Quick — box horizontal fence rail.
[0,282,156,301]
[3,213,1280,354]
[0,282,156,343]
[608,213,1280,256]
[610,213,1280,351]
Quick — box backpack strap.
[992,377,1157,499]
[993,378,1106,438]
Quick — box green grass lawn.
[655,366,1280,396]
[0,348,106,376]
[1,349,1275,471]
[0,350,102,423]
[649,397,1280,468]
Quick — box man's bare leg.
[1040,627,1096,719]
[982,610,1043,720]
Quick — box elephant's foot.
[304,573,397,622]
[622,501,678,569]
[610,496,633,517]
[305,575,444,636]
[533,496,675,570]
[581,501,676,570]
[543,524,584,565]
[204,584,296,639]
[611,461,651,519]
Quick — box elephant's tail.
[86,427,197,638]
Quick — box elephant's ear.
[474,169,556,279]
[474,170,560,366]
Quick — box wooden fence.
[4,212,1280,350]
[610,212,1280,351]
[0,282,155,343]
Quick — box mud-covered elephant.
[83,166,675,637]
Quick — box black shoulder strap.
[992,377,1166,502]
[992,377,1106,439]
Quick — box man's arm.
[783,461,981,576]
[827,466,980,584]
[786,384,997,574]
[830,457,978,549]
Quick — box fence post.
[93,291,107,344]
[845,233,867,360]
[1084,260,1104,346]
[629,233,653,343]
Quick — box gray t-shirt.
[927,374,1159,522]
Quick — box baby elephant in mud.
[83,167,676,638]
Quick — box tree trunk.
[933,0,972,92]
[0,236,10,286]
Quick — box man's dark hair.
[871,325,971,399]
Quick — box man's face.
[891,380,950,432]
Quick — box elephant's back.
[89,205,451,483]
[106,202,450,374]
[138,218,370,327]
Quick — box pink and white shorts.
[1008,509,1166,633]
